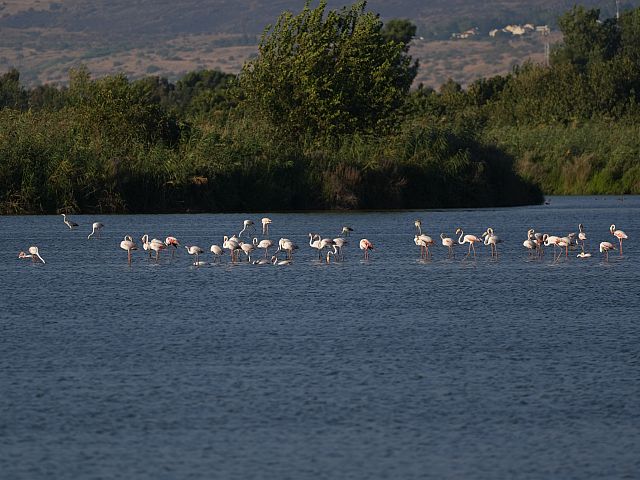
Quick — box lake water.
[1,196,639,479]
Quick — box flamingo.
[253,237,273,258]
[210,244,224,262]
[456,228,481,257]
[239,220,255,238]
[61,214,78,229]
[141,235,166,261]
[18,246,45,264]
[341,226,353,237]
[325,245,340,263]
[223,235,241,262]
[185,245,204,265]
[600,241,616,261]
[332,237,348,260]
[544,234,561,257]
[261,218,272,236]
[253,257,271,265]
[610,224,627,255]
[309,233,323,259]
[482,227,502,257]
[359,239,374,260]
[441,233,455,258]
[164,236,180,257]
[319,237,335,255]
[271,256,293,266]
[239,241,255,262]
[414,219,423,235]
[120,235,137,265]
[578,224,587,252]
[416,233,435,259]
[87,222,104,239]
[523,229,537,256]
[278,238,298,259]
[554,237,570,262]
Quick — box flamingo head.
[455,228,462,235]
[610,224,616,233]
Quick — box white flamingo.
[441,233,455,258]
[577,224,587,252]
[61,214,78,229]
[210,244,224,262]
[278,238,298,259]
[261,217,272,236]
[253,237,273,258]
[416,233,434,259]
[309,233,323,259]
[523,229,537,256]
[120,235,137,265]
[239,241,256,262]
[600,241,616,261]
[610,224,627,256]
[482,227,502,257]
[185,245,204,265]
[88,222,104,239]
[332,237,348,260]
[18,246,45,264]
[239,220,255,238]
[223,235,241,262]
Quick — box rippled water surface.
[1,196,639,479]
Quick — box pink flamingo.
[456,228,482,257]
[359,239,374,260]
[441,233,455,258]
[165,236,180,257]
[610,224,627,255]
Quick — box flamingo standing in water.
[610,224,627,255]
[141,235,166,262]
[261,218,272,236]
[600,241,616,261]
[18,246,45,264]
[309,233,323,259]
[523,229,537,256]
[165,236,180,257]
[120,235,137,265]
[482,227,502,257]
[61,214,78,229]
[332,237,348,260]
[88,222,104,239]
[239,220,255,239]
[278,238,298,259]
[210,244,224,262]
[441,233,455,258]
[341,226,353,237]
[578,224,587,252]
[456,228,482,257]
[185,245,205,265]
[223,236,241,262]
[359,239,374,260]
[253,237,273,258]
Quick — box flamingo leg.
[620,239,623,256]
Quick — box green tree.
[237,0,417,139]
[0,68,27,110]
[381,19,416,50]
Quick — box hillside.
[0,0,637,86]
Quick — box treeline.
[14,2,640,213]
[409,5,640,195]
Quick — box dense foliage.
[26,1,640,213]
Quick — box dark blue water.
[1,196,639,479]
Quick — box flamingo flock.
[15,215,631,267]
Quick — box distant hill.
[1,0,638,86]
